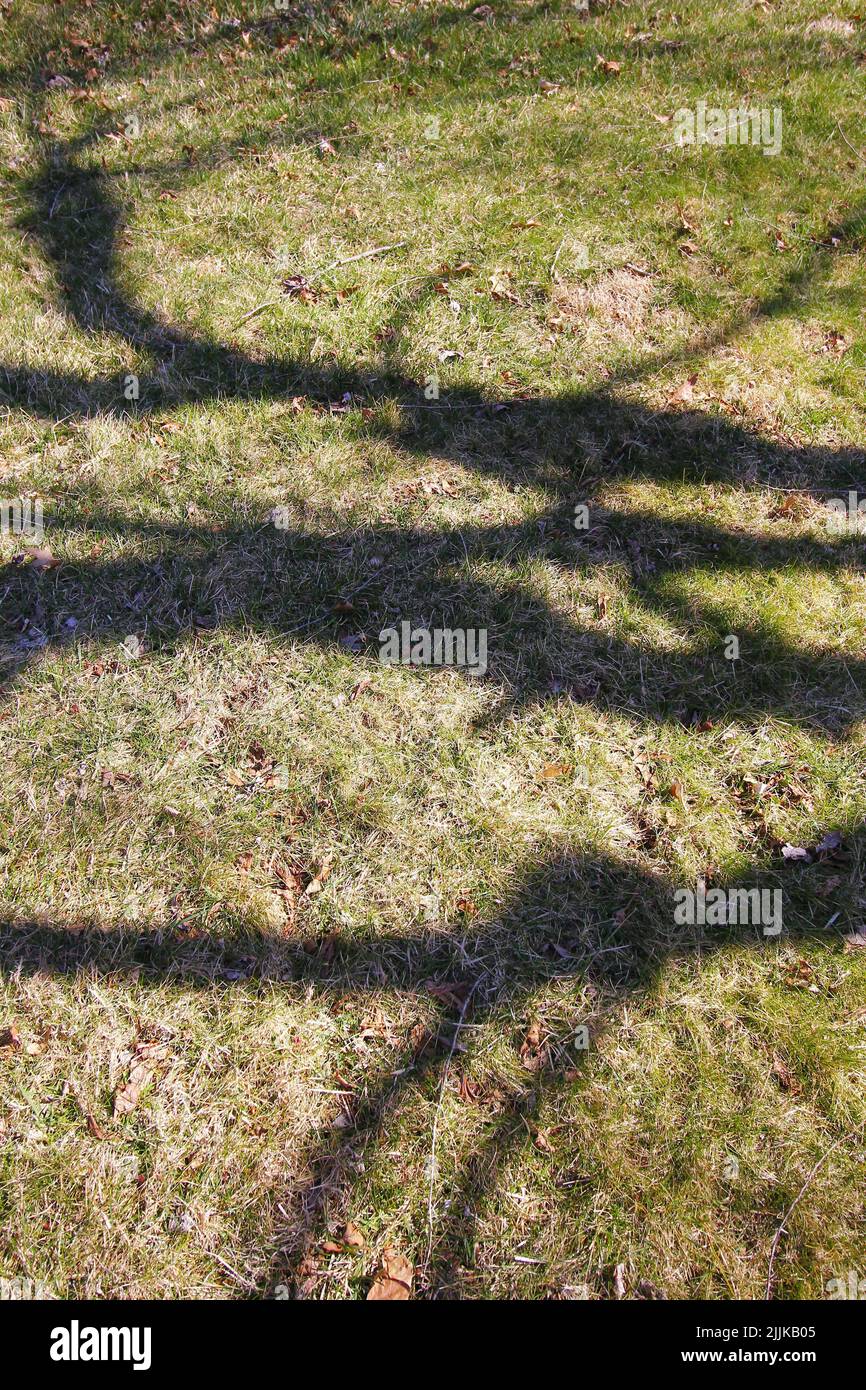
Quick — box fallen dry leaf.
[305,855,333,896]
[819,329,847,357]
[771,491,810,519]
[274,861,304,893]
[668,375,698,406]
[520,1019,545,1071]
[782,958,819,993]
[771,1051,800,1093]
[668,779,688,806]
[86,1113,107,1140]
[26,547,61,574]
[113,1066,149,1117]
[425,979,470,1010]
[781,843,812,863]
[815,831,843,854]
[113,1042,164,1118]
[343,1221,365,1248]
[636,1277,668,1300]
[541,762,572,780]
[489,271,520,304]
[282,273,319,303]
[367,1247,413,1300]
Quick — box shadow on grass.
[0,830,861,1296]
[1,1,865,1298]
[1,93,865,728]
[2,438,865,731]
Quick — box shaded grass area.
[0,0,864,1298]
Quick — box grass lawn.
[0,0,864,1300]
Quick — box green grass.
[0,0,864,1300]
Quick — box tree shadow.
[2,53,864,727]
[0,826,861,1296]
[3,452,865,732]
[2,0,865,1298]
[4,0,866,419]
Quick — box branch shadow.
[2,0,865,1299]
[0,828,861,1296]
[3,459,865,732]
[1,87,864,728]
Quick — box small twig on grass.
[422,975,484,1276]
[233,244,406,326]
[233,299,282,327]
[316,241,407,276]
[550,235,566,282]
[765,1127,861,1299]
[212,1250,258,1292]
[836,122,866,164]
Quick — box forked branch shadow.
[0,830,861,1296]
